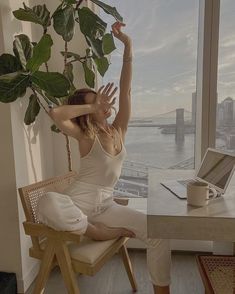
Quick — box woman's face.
[85,92,112,122]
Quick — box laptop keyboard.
[177,179,196,187]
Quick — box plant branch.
[61,41,73,172]
[64,134,72,171]
[31,87,49,115]
[44,62,49,72]
[69,58,84,65]
[64,41,68,67]
[76,0,84,10]
[42,27,49,72]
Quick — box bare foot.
[93,222,136,240]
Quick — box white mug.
[187,181,217,207]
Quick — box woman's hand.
[93,83,118,114]
[111,21,131,45]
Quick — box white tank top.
[77,129,127,188]
[63,128,127,216]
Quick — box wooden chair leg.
[55,241,80,294]
[119,245,138,292]
[33,240,56,294]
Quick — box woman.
[49,21,171,294]
[37,191,136,241]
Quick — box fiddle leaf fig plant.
[0,0,122,171]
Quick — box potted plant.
[0,0,123,170]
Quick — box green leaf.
[63,63,76,91]
[0,72,29,103]
[24,94,40,125]
[26,34,53,72]
[90,0,123,22]
[64,0,77,4]
[86,36,103,58]
[102,33,116,55]
[53,5,75,42]
[44,93,59,106]
[13,34,33,70]
[60,51,80,60]
[51,124,61,133]
[0,54,22,75]
[78,7,107,39]
[82,62,95,88]
[93,56,109,77]
[31,71,70,97]
[13,3,51,29]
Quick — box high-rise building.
[222,97,234,126]
[217,102,224,126]
[191,92,196,125]
[175,108,185,143]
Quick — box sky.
[101,0,235,118]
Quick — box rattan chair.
[18,171,137,294]
[196,254,235,294]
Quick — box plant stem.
[45,62,49,72]
[42,28,49,72]
[69,58,84,65]
[76,0,84,10]
[64,41,68,67]
[31,87,49,115]
[62,40,73,172]
[64,134,72,171]
[34,87,51,105]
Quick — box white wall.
[0,1,55,292]
[0,0,90,292]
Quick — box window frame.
[195,0,220,169]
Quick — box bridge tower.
[175,108,185,143]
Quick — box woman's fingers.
[97,85,105,94]
[112,22,126,36]
[109,86,118,99]
[103,82,114,95]
[109,97,116,106]
[96,83,117,105]
[102,83,112,94]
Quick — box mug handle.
[207,187,217,199]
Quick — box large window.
[216,0,235,152]
[101,1,199,198]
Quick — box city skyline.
[101,0,235,117]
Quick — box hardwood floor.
[26,250,204,294]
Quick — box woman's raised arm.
[49,104,96,122]
[112,22,133,136]
[48,104,96,140]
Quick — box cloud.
[220,35,235,48]
[101,0,235,116]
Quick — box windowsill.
[128,197,147,213]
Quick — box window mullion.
[195,0,220,169]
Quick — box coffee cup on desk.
[187,181,217,207]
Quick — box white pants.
[88,200,172,287]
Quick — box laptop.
[161,148,235,199]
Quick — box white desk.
[147,169,235,243]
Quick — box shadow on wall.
[0,0,23,50]
[0,0,55,184]
[23,117,40,182]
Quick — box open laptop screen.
[197,149,235,191]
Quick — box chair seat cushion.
[68,236,118,264]
[40,236,119,264]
